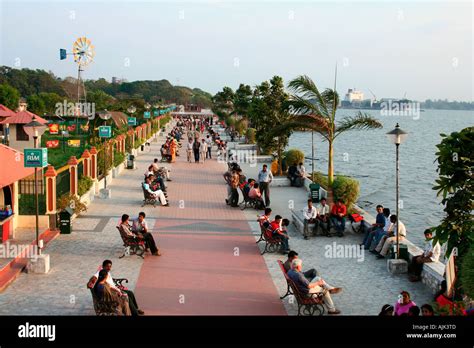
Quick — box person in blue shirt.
[361,205,385,247]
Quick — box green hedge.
[114,151,125,167]
[460,248,474,299]
[77,176,93,196]
[18,194,46,215]
[332,175,360,209]
[285,148,305,167]
[310,171,329,190]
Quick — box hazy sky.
[0,0,472,101]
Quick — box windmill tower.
[60,37,95,113]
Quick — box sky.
[0,0,472,101]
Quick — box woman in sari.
[169,137,177,163]
[93,269,131,316]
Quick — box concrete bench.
[290,208,351,236]
[354,205,445,293]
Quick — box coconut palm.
[275,75,383,185]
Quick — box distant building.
[112,77,127,84]
[0,100,48,152]
[344,89,364,103]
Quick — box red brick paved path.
[134,140,286,315]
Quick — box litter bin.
[390,244,409,261]
[59,209,72,234]
[309,183,320,202]
[140,144,145,151]
[127,154,135,169]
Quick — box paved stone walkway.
[239,160,433,315]
[0,126,433,315]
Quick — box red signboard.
[46,140,60,148]
[48,124,59,135]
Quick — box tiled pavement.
[0,127,432,315]
[239,161,433,315]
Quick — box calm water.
[288,109,473,247]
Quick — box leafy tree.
[0,83,20,110]
[26,94,46,115]
[233,84,252,117]
[431,126,474,258]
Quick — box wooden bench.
[277,260,325,316]
[259,227,282,255]
[88,277,129,316]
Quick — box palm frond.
[334,111,383,138]
[288,75,330,118]
[265,116,330,141]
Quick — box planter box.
[79,186,95,207]
[112,162,125,178]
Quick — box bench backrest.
[116,225,132,244]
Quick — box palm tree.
[277,75,383,186]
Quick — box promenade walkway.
[0,126,285,315]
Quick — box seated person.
[153,158,171,181]
[367,208,391,251]
[330,199,347,237]
[243,178,254,197]
[93,269,131,316]
[408,229,440,282]
[87,259,144,315]
[374,215,407,258]
[257,208,272,230]
[287,259,341,315]
[361,205,385,247]
[249,182,265,209]
[283,250,317,281]
[270,215,290,254]
[143,176,169,206]
[303,199,317,240]
[132,211,162,256]
[295,162,306,187]
[287,163,298,186]
[161,145,171,162]
[316,198,331,236]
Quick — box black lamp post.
[23,116,46,254]
[98,110,112,189]
[386,123,408,259]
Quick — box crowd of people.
[378,290,436,316]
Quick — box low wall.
[16,215,50,230]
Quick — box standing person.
[169,137,177,163]
[258,164,273,208]
[206,135,212,159]
[303,199,317,240]
[200,139,207,163]
[193,137,201,163]
[186,138,193,163]
[229,169,241,207]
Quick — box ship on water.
[339,88,424,111]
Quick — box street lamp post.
[98,110,112,189]
[23,116,46,254]
[386,123,408,259]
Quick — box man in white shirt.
[205,135,212,159]
[303,199,318,240]
[316,197,331,236]
[409,229,441,282]
[143,176,169,206]
[296,162,306,187]
[375,215,408,258]
[186,138,193,163]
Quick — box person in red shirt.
[270,215,290,254]
[330,199,347,237]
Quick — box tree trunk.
[328,139,334,186]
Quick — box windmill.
[60,37,95,112]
